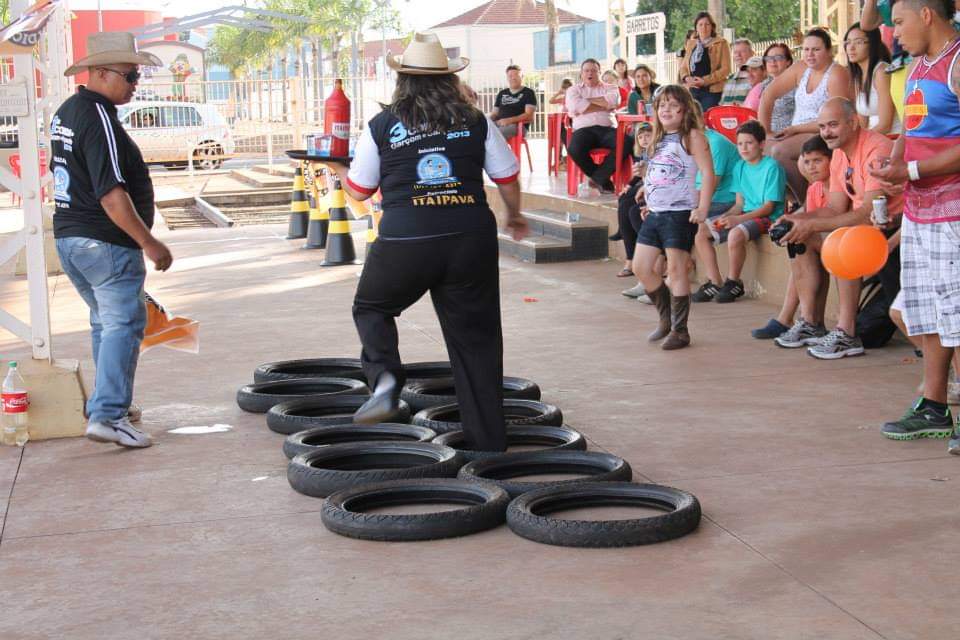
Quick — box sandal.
[616,267,633,278]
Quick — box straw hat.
[386,32,469,75]
[64,32,162,77]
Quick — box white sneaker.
[621,283,646,298]
[86,417,152,448]
[636,293,653,305]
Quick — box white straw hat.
[64,32,162,76]
[386,32,469,75]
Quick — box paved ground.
[0,221,955,639]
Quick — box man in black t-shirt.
[490,64,537,141]
[53,33,173,449]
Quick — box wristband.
[908,160,921,182]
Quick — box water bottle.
[2,362,29,446]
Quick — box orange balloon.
[821,227,860,280]
[839,225,889,278]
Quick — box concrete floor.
[0,221,956,639]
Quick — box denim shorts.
[636,210,698,252]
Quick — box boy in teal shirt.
[692,128,742,301]
[702,120,786,303]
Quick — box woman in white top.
[843,23,900,134]
[759,28,852,200]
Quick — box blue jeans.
[56,237,146,422]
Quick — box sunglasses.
[844,166,856,198]
[102,67,140,84]
[764,54,788,62]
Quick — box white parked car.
[117,101,235,170]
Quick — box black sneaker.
[691,281,720,302]
[714,278,745,303]
[881,399,954,440]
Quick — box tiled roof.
[431,0,592,29]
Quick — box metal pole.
[380,0,387,101]
[97,0,103,31]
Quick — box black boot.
[353,371,401,424]
[647,285,672,342]
[662,295,691,350]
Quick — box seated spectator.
[627,64,659,117]
[549,78,574,159]
[613,58,632,108]
[461,83,479,105]
[490,64,537,141]
[775,97,902,359]
[565,58,631,193]
[753,43,796,135]
[720,38,756,106]
[679,12,732,112]
[690,126,741,301]
[760,28,852,201]
[694,120,787,303]
[741,57,769,111]
[603,70,629,109]
[765,134,834,346]
[613,122,654,281]
[844,23,900,134]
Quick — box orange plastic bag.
[141,293,200,354]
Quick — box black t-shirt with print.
[367,110,493,238]
[50,87,154,249]
[494,86,537,129]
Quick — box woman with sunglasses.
[843,23,900,135]
[760,28,852,200]
[745,44,796,132]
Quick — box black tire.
[267,396,412,435]
[283,423,437,459]
[253,357,365,383]
[433,425,586,462]
[287,441,463,498]
[236,377,369,414]
[458,450,631,499]
[321,478,510,541]
[403,361,453,381]
[506,482,702,547]
[401,376,541,413]
[412,399,562,434]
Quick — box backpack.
[856,276,897,349]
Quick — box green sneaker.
[881,399,954,440]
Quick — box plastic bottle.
[324,79,351,157]
[2,361,29,446]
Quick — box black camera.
[769,220,806,258]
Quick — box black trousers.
[616,180,644,260]
[567,125,632,186]
[352,228,506,451]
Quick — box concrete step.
[252,163,296,178]
[222,205,290,226]
[498,208,609,263]
[161,205,217,231]
[229,169,293,189]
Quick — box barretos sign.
[0,0,58,54]
[624,12,666,37]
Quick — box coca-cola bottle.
[2,361,29,446]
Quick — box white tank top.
[856,66,902,134]
[645,132,699,212]
[792,63,835,126]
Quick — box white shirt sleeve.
[483,116,520,183]
[346,125,380,194]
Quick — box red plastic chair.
[704,105,757,144]
[508,123,533,173]
[547,112,563,176]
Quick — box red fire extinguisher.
[324,79,351,157]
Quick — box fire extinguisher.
[324,79,351,157]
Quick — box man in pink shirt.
[565,58,630,193]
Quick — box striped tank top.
[903,37,960,223]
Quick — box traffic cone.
[364,200,380,248]
[304,182,328,250]
[321,175,360,266]
[286,163,309,239]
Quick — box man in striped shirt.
[52,33,172,449]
